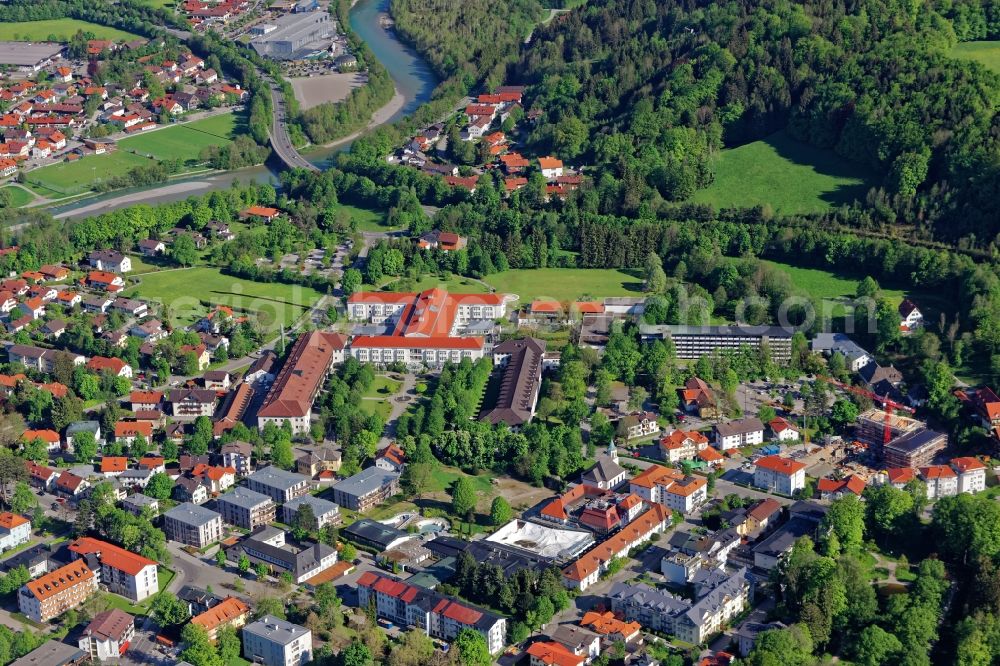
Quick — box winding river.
[49,0,437,220]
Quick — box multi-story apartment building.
[357,572,507,654]
[753,456,807,495]
[18,561,98,622]
[242,615,313,666]
[281,495,341,529]
[714,418,765,451]
[331,467,400,512]
[67,537,158,602]
[216,487,276,530]
[951,457,987,494]
[245,466,310,504]
[163,503,223,548]
[235,527,338,584]
[609,568,750,644]
[629,466,708,514]
[77,609,134,662]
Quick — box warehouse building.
[250,11,334,60]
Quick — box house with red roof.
[18,296,45,320]
[527,640,586,666]
[26,460,60,491]
[753,455,806,495]
[416,230,466,252]
[816,475,866,500]
[357,571,507,653]
[22,428,61,452]
[55,471,89,497]
[240,205,280,221]
[958,386,1000,439]
[114,421,153,444]
[920,465,958,500]
[538,156,564,180]
[86,270,124,291]
[0,512,30,552]
[87,356,132,378]
[769,417,800,442]
[679,377,719,419]
[951,456,987,494]
[376,444,405,473]
[68,537,159,601]
[659,429,710,463]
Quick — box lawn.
[690,130,877,214]
[332,202,391,232]
[359,398,392,421]
[758,259,905,311]
[0,19,141,42]
[27,151,156,195]
[1,186,36,208]
[951,40,1000,73]
[120,113,240,161]
[367,375,403,396]
[483,268,643,302]
[26,114,241,194]
[381,273,489,294]
[126,267,323,333]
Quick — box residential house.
[753,456,806,495]
[122,494,158,517]
[920,465,958,500]
[169,388,216,420]
[0,513,30,553]
[221,441,254,477]
[952,457,987,494]
[580,610,641,644]
[88,250,131,273]
[714,418,765,451]
[539,156,564,180]
[192,464,236,495]
[114,421,153,445]
[234,526,338,584]
[242,616,312,666]
[769,417,799,442]
[899,299,924,334]
[78,609,134,662]
[629,465,707,514]
[191,596,250,642]
[87,356,132,378]
[175,476,209,505]
[660,429,710,463]
[55,472,90,498]
[617,412,661,442]
[295,445,340,478]
[526,641,586,666]
[137,239,165,256]
[203,370,231,390]
[816,475,867,500]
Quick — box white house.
[753,455,806,495]
[951,457,987,494]
[715,418,765,450]
[0,513,31,553]
[769,417,800,442]
[899,299,924,334]
[78,609,135,662]
[920,465,958,500]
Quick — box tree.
[746,625,814,666]
[340,640,373,666]
[215,627,241,663]
[864,484,914,541]
[831,399,860,428]
[180,624,222,666]
[151,592,190,627]
[454,628,491,666]
[451,477,477,521]
[145,473,174,500]
[73,431,98,464]
[341,268,362,296]
[856,277,880,299]
[172,234,198,267]
[489,496,512,526]
[271,437,294,470]
[0,452,27,508]
[341,541,357,562]
[215,549,226,568]
[388,629,435,666]
[822,495,865,552]
[255,562,269,580]
[238,554,251,574]
[644,252,667,294]
[9,483,35,516]
[757,405,776,425]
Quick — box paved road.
[268,81,319,172]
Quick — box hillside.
[509,0,999,247]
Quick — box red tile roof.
[100,457,127,473]
[23,429,59,443]
[191,596,249,632]
[755,455,806,475]
[951,456,986,473]
[68,537,157,576]
[886,467,916,484]
[24,561,94,601]
[257,331,347,419]
[526,641,586,666]
[0,512,29,529]
[562,504,668,582]
[920,465,956,480]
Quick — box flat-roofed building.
[10,642,86,666]
[250,11,334,60]
[639,324,794,363]
[0,42,64,72]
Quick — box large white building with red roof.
[753,455,806,495]
[67,537,159,602]
[356,571,507,654]
[346,288,507,366]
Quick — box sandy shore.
[290,73,367,110]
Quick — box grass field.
[484,268,643,302]
[1,186,36,208]
[950,40,1000,73]
[126,267,323,333]
[691,131,877,214]
[0,19,141,42]
[119,113,240,161]
[381,273,489,293]
[27,113,240,194]
[329,202,391,231]
[759,259,905,308]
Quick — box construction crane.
[819,375,915,445]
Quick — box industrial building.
[0,42,64,72]
[250,11,334,60]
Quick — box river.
[49,0,437,220]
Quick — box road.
[268,80,319,172]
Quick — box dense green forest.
[388,0,1000,251]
